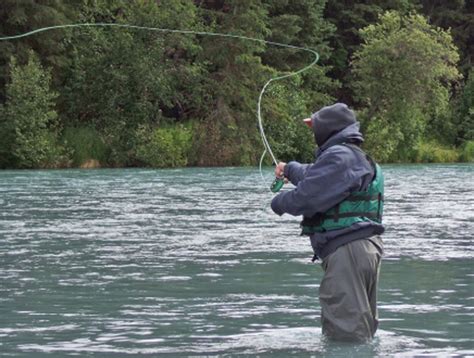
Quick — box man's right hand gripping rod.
[271,162,287,193]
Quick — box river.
[0,165,473,357]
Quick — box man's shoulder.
[314,143,374,178]
[318,143,359,162]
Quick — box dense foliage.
[0,51,65,168]
[352,11,460,162]
[0,0,472,168]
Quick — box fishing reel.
[270,176,285,193]
[270,161,286,193]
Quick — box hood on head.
[311,103,358,147]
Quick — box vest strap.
[377,192,382,220]
[323,211,380,220]
[345,193,384,201]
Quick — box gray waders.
[319,236,383,341]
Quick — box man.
[271,103,384,342]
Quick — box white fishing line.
[0,22,320,190]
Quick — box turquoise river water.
[0,165,473,357]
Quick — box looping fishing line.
[0,23,320,191]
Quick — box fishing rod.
[0,23,320,192]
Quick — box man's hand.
[275,162,287,178]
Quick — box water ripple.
[1,165,473,356]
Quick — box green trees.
[351,11,460,162]
[0,0,73,101]
[415,0,473,75]
[0,51,63,168]
[262,0,336,163]
[455,70,474,144]
[192,0,335,165]
[191,0,271,166]
[135,124,193,167]
[324,0,416,104]
[0,1,470,168]
[455,70,474,162]
[60,0,204,166]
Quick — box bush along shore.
[0,1,472,169]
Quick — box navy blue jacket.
[271,122,385,259]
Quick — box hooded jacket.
[271,104,385,259]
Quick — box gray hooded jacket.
[271,103,385,259]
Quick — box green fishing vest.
[300,145,384,235]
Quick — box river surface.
[0,165,473,357]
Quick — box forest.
[0,0,472,169]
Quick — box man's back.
[271,122,384,260]
[270,103,384,341]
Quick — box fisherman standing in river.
[271,103,385,341]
